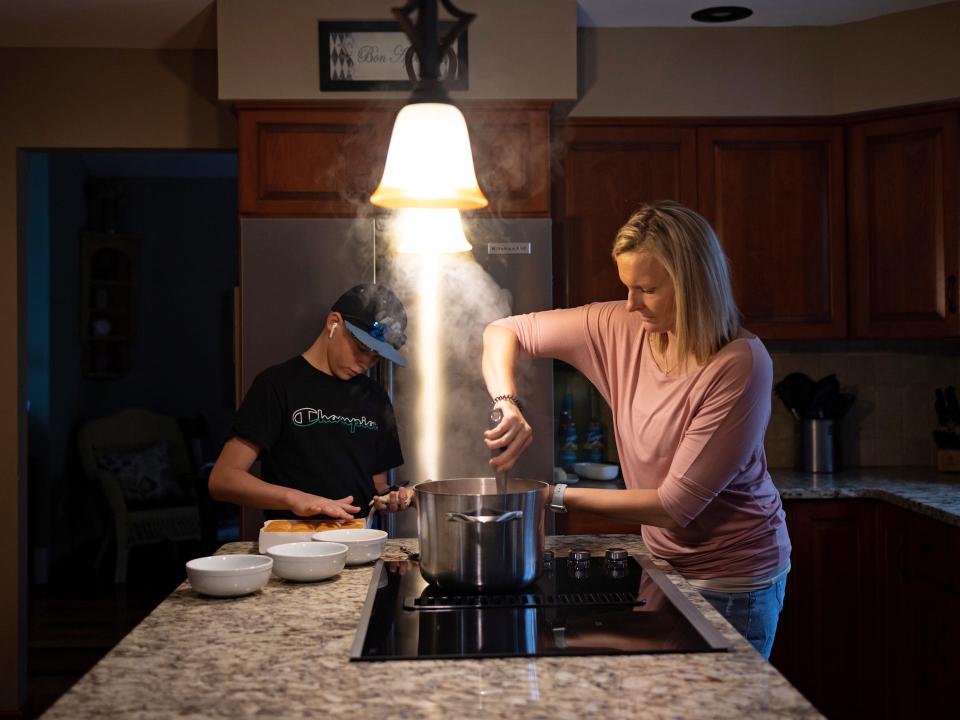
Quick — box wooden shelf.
[80,233,138,379]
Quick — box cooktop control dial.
[605,547,628,579]
[567,548,592,579]
[605,548,629,563]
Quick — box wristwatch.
[549,483,568,513]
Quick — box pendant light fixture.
[370,0,488,211]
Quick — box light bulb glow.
[371,103,488,210]
[394,208,472,254]
[417,250,441,482]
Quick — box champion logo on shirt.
[291,407,379,433]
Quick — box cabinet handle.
[948,275,958,314]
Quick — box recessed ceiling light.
[691,6,753,23]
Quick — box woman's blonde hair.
[612,200,740,366]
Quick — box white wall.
[573,1,960,116]
[217,0,578,100]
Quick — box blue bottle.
[558,390,578,469]
[584,386,605,462]
[584,418,604,463]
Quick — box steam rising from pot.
[383,213,520,485]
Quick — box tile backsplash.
[555,344,960,471]
[767,347,960,469]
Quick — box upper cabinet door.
[237,102,551,218]
[848,112,960,338]
[559,124,697,307]
[698,125,847,339]
[463,104,551,218]
[238,106,392,217]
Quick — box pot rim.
[415,477,549,496]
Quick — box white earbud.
[329,322,338,339]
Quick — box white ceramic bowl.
[266,541,348,581]
[185,554,273,597]
[312,528,387,565]
[573,462,620,481]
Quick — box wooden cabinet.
[771,499,881,719]
[238,105,391,217]
[848,111,960,338]
[463,104,551,218]
[698,126,847,338]
[556,103,960,339]
[556,123,697,307]
[900,506,960,718]
[876,503,912,720]
[236,101,551,218]
[772,499,960,719]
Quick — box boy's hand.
[371,486,413,513]
[287,490,359,519]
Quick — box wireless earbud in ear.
[329,322,338,339]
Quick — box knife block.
[937,449,960,473]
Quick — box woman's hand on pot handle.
[484,401,533,472]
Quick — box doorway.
[23,149,239,716]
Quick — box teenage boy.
[210,284,412,519]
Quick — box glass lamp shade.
[371,103,488,210]
[394,208,472,254]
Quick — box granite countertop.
[772,466,960,527]
[43,535,820,720]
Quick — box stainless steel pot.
[416,477,549,592]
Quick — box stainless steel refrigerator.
[239,217,553,537]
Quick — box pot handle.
[446,510,523,524]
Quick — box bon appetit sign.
[319,20,469,91]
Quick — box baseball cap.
[331,284,408,367]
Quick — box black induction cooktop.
[350,549,731,661]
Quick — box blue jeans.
[699,576,787,659]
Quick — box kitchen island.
[43,535,820,719]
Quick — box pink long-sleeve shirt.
[494,302,791,580]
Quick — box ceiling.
[576,0,948,27]
[0,0,949,48]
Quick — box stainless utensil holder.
[800,418,839,473]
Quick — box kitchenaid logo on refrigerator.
[487,242,532,255]
[291,408,379,433]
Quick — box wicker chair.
[77,407,202,583]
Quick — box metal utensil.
[809,374,840,419]
[489,407,508,495]
[774,372,815,420]
[829,392,856,420]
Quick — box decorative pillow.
[96,440,186,507]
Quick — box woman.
[482,201,791,659]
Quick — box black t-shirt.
[229,355,403,518]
